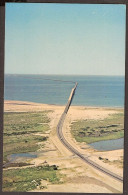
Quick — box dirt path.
[4,100,123,193]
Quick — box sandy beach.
[4,100,123,193]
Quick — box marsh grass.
[3,111,50,164]
[3,111,64,192]
[3,165,60,192]
[4,112,50,135]
[70,112,124,144]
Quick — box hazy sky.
[5,3,126,75]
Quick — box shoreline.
[4,100,124,110]
[4,100,124,148]
[3,99,123,192]
[88,137,124,145]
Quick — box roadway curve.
[56,82,123,183]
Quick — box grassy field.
[3,165,61,192]
[3,111,64,192]
[70,112,124,144]
[3,111,65,192]
[3,111,50,165]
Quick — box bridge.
[56,82,123,183]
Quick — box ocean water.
[4,74,124,107]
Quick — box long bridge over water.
[15,75,123,183]
[56,82,123,183]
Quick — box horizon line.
[5,73,125,77]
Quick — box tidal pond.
[89,138,123,151]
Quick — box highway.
[56,82,123,183]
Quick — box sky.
[5,3,126,75]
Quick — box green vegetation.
[3,165,60,192]
[70,112,124,144]
[4,112,50,135]
[3,111,64,192]
[3,111,50,164]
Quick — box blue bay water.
[4,74,124,107]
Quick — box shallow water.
[7,138,124,166]
[8,152,37,162]
[89,138,124,151]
